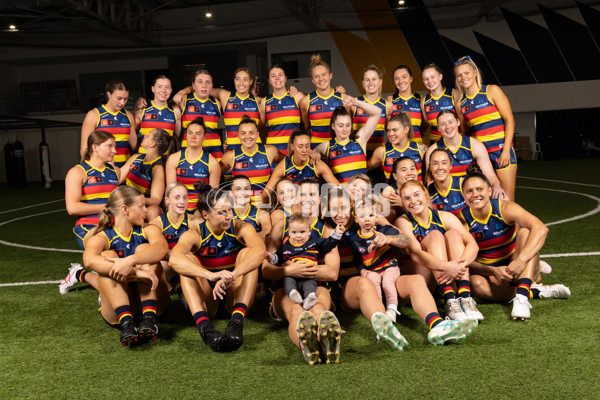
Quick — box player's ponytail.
[389,112,414,140]
[82,130,115,163]
[463,163,491,189]
[152,128,179,156]
[288,129,311,156]
[96,186,144,233]
[308,54,331,77]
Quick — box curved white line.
[540,252,600,258]
[0,199,64,215]
[519,176,600,188]
[517,186,600,226]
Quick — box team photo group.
[59,53,571,365]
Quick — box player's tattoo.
[392,234,410,248]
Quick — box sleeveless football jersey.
[102,225,147,258]
[434,135,475,176]
[125,154,161,196]
[158,211,190,250]
[76,161,118,226]
[181,94,222,159]
[283,156,319,184]
[337,224,359,282]
[351,225,399,272]
[460,85,507,153]
[382,141,423,181]
[307,90,344,148]
[428,176,466,216]
[405,207,446,242]
[232,203,262,232]
[391,92,422,143]
[95,105,132,167]
[231,143,272,204]
[223,92,261,152]
[460,198,517,266]
[326,138,367,184]
[423,87,455,143]
[174,149,211,211]
[352,96,386,157]
[264,92,301,155]
[193,222,244,271]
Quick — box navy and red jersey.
[382,141,423,181]
[434,135,475,176]
[76,161,119,226]
[125,154,161,197]
[94,105,132,167]
[429,176,466,216]
[283,156,318,184]
[326,138,367,184]
[307,90,344,149]
[460,85,507,153]
[231,143,272,204]
[352,96,387,157]
[102,225,147,258]
[181,94,222,159]
[158,211,190,250]
[391,92,423,142]
[423,87,455,143]
[223,92,261,152]
[264,92,301,155]
[193,221,244,272]
[174,149,211,211]
[278,235,340,265]
[405,207,446,242]
[351,224,399,272]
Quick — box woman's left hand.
[134,267,159,291]
[342,95,356,108]
[106,257,134,282]
[497,149,510,169]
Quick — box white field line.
[0,199,64,214]
[518,186,600,226]
[0,280,61,287]
[519,176,600,188]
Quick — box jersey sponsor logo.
[235,162,249,169]
[88,176,102,183]
[188,106,199,112]
[425,105,435,112]
[356,108,364,115]
[131,165,138,171]
[100,119,114,126]
[176,168,187,175]
[334,150,343,157]
[145,114,158,120]
[227,103,239,110]
[166,234,174,241]
[385,157,394,165]
[474,231,484,240]
[267,105,276,112]
[462,106,470,113]
[393,105,401,110]
[309,105,323,112]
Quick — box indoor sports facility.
[1,1,598,398]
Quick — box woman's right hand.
[441,259,467,281]
[134,267,159,291]
[209,270,235,283]
[491,265,514,284]
[284,261,318,279]
[383,192,403,208]
[134,97,148,111]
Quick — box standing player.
[421,64,457,145]
[80,79,136,167]
[387,65,424,143]
[299,55,348,149]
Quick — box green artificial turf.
[0,159,599,399]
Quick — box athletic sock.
[516,278,533,298]
[439,283,456,301]
[231,303,248,323]
[530,287,541,299]
[425,312,443,329]
[114,305,133,327]
[168,276,182,295]
[194,311,210,333]
[76,269,88,283]
[457,280,471,298]
[141,299,158,316]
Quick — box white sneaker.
[531,283,571,299]
[59,263,83,295]
[297,311,319,365]
[445,298,468,320]
[539,260,552,274]
[428,317,478,346]
[510,294,532,320]
[318,311,342,364]
[303,292,317,310]
[371,312,408,351]
[459,297,484,321]
[385,307,401,323]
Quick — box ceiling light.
[205,11,212,18]
[398,0,405,4]
[9,24,18,31]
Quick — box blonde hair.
[454,56,483,97]
[347,173,371,186]
[289,212,311,227]
[96,186,143,233]
[82,130,115,163]
[399,180,427,197]
[165,182,187,198]
[309,54,331,76]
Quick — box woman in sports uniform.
[299,55,348,149]
[220,118,284,205]
[176,69,223,159]
[387,65,424,143]
[165,117,221,212]
[325,187,478,349]
[313,95,380,184]
[169,184,266,352]
[261,65,305,155]
[424,110,506,198]
[427,148,468,216]
[60,130,119,294]
[270,177,298,227]
[133,75,181,151]
[229,175,271,241]
[120,128,178,220]
[263,179,342,365]
[396,180,483,321]
[368,112,426,183]
[352,65,392,158]
[459,167,570,320]
[421,64,458,145]
[82,185,170,346]
[81,79,137,167]
[454,56,518,200]
[261,129,339,204]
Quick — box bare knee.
[101,250,119,258]
[444,229,461,244]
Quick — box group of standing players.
[59,54,570,364]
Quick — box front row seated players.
[169,183,266,352]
